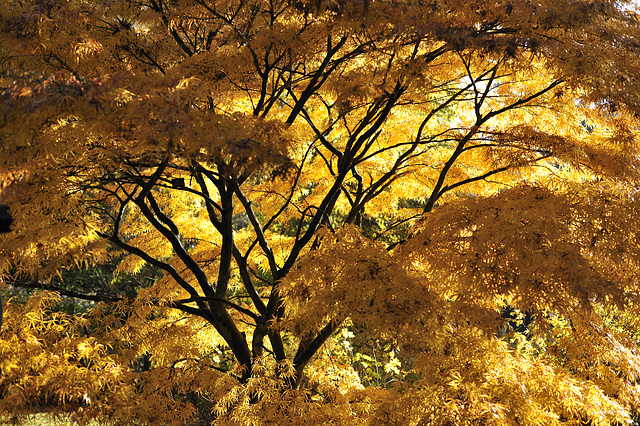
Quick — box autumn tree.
[2,0,640,424]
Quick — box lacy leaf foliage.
[2,0,640,424]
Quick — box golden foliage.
[2,0,640,424]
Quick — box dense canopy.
[2,0,640,424]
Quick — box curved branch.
[7,279,124,304]
[99,233,204,307]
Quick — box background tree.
[2,0,640,424]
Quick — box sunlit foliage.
[2,0,640,424]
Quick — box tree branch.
[7,279,124,304]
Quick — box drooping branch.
[7,279,124,304]
[99,233,204,309]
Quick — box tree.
[2,0,640,424]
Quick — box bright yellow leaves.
[0,292,238,425]
[0,293,128,418]
[2,0,640,424]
